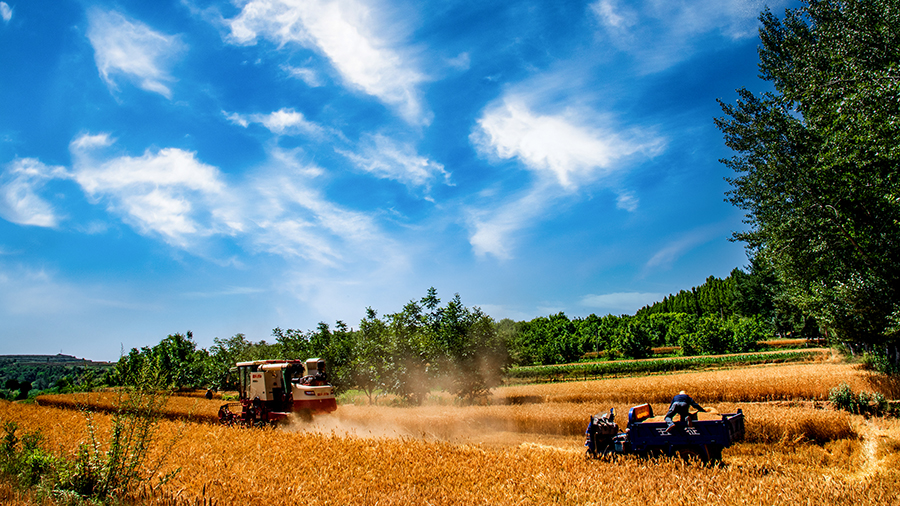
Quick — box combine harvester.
[585,403,745,462]
[218,358,337,427]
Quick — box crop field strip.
[7,361,899,505]
[506,349,830,382]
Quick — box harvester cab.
[219,358,337,427]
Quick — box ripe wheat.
[1,399,898,506]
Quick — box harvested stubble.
[324,401,856,445]
[35,393,854,445]
[496,362,878,405]
[1,401,898,506]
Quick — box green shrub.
[859,352,900,375]
[0,420,61,491]
[829,382,887,416]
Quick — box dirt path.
[851,417,900,479]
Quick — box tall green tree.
[716,0,900,370]
[353,308,392,404]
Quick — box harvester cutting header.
[218,358,337,427]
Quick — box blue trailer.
[585,403,745,462]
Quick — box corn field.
[2,361,898,505]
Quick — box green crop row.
[505,350,827,382]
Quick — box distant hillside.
[0,354,112,367]
[1,354,113,395]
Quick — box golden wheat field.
[2,361,899,505]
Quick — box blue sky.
[0,0,790,361]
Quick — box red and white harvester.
[218,358,337,426]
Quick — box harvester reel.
[218,403,244,427]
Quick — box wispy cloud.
[282,64,325,87]
[1,2,12,23]
[589,0,787,71]
[644,222,728,272]
[580,291,663,313]
[465,182,557,260]
[224,0,428,123]
[0,158,68,227]
[86,8,186,98]
[247,145,403,266]
[225,108,325,136]
[338,134,449,194]
[60,134,402,268]
[616,191,638,212]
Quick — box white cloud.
[3,138,405,298]
[63,135,401,268]
[224,0,428,123]
[338,134,449,192]
[0,158,68,227]
[446,52,470,71]
[86,8,186,98]
[580,291,663,313]
[593,0,778,39]
[225,108,324,136]
[70,134,236,245]
[472,98,657,190]
[1,2,12,23]
[70,132,115,150]
[466,95,663,259]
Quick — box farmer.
[311,360,328,385]
[664,390,705,433]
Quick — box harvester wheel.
[707,445,723,463]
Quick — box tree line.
[107,288,507,404]
[100,269,786,402]
[19,256,883,403]
[505,265,783,367]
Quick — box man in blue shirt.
[664,390,705,433]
